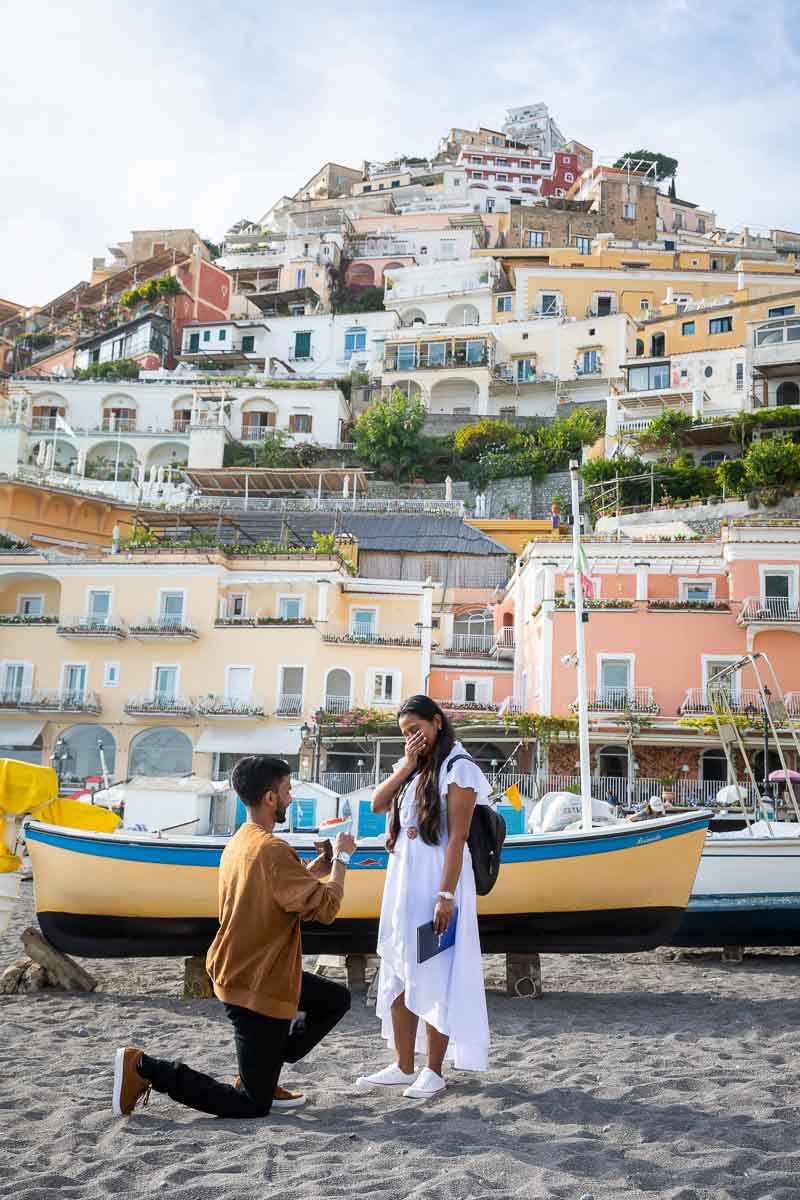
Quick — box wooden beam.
[22,926,97,991]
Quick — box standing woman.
[356,695,491,1098]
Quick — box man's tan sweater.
[206,823,344,1019]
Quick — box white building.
[503,103,566,157]
[383,259,504,327]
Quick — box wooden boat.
[25,809,710,958]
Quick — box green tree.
[743,435,800,488]
[634,410,693,458]
[454,419,522,460]
[352,388,426,479]
[613,149,678,182]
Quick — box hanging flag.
[55,414,76,439]
[576,541,594,599]
[503,783,522,812]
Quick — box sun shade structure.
[183,468,370,497]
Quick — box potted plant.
[550,493,564,517]
[660,775,677,804]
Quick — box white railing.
[494,628,515,650]
[739,597,800,623]
[124,693,194,715]
[321,770,392,794]
[617,418,654,433]
[195,694,266,717]
[100,419,137,433]
[129,616,198,637]
[680,687,763,715]
[324,694,352,715]
[276,693,303,715]
[538,774,759,809]
[497,697,524,717]
[0,688,101,713]
[30,417,58,431]
[241,426,276,441]
[582,686,659,713]
[445,633,495,655]
[786,692,800,717]
[322,627,422,647]
[56,613,124,636]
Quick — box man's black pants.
[138,971,350,1118]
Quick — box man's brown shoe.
[232,1076,306,1110]
[112,1047,151,1116]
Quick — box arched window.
[324,669,352,715]
[60,725,116,786]
[776,381,800,407]
[700,748,728,784]
[344,327,367,361]
[596,745,628,779]
[452,608,493,652]
[129,727,193,777]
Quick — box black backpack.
[447,753,506,895]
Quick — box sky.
[2,0,799,306]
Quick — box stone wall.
[484,470,571,519]
[507,178,657,248]
[549,741,748,779]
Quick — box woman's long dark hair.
[386,695,455,852]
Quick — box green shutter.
[295,331,311,359]
[188,333,199,351]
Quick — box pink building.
[457,145,580,200]
[504,520,800,801]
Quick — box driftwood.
[183,956,214,1000]
[0,958,33,995]
[21,926,97,992]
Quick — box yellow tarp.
[0,757,120,872]
[504,783,523,812]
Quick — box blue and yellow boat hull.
[25,813,710,957]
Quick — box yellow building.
[0,549,433,783]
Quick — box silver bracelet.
[436,890,455,901]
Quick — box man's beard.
[276,800,288,823]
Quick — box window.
[709,316,733,334]
[129,727,190,777]
[241,335,255,353]
[682,582,713,603]
[704,658,738,702]
[229,594,247,618]
[704,365,713,378]
[635,338,644,356]
[289,413,312,433]
[497,295,513,312]
[682,321,696,336]
[396,343,417,369]
[278,667,304,713]
[63,663,87,699]
[527,231,545,248]
[226,666,254,700]
[202,330,211,343]
[219,329,227,342]
[371,671,398,703]
[293,331,311,359]
[627,364,670,391]
[516,358,536,382]
[650,333,665,356]
[580,350,599,375]
[496,174,508,182]
[17,595,43,617]
[154,666,177,698]
[697,218,706,234]
[1,661,30,701]
[575,236,591,255]
[290,305,305,317]
[279,596,303,620]
[595,296,613,317]
[454,678,492,705]
[623,203,637,219]
[362,184,372,193]
[701,451,727,468]
[768,305,796,318]
[296,269,306,288]
[564,172,574,183]
[763,572,792,612]
[344,327,367,359]
[539,294,558,315]
[103,662,120,686]
[472,171,483,179]
[351,608,376,637]
[160,592,184,624]
[471,156,481,164]
[599,658,631,702]
[640,299,650,312]
[439,240,456,259]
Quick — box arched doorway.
[348,263,375,289]
[700,747,729,784]
[325,668,352,715]
[401,308,426,327]
[429,377,480,415]
[85,440,139,481]
[596,745,627,778]
[129,727,193,777]
[389,379,422,404]
[776,381,800,406]
[59,724,116,787]
[446,303,480,326]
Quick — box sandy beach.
[2,882,800,1200]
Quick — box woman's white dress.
[375,741,491,1071]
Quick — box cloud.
[1,0,798,304]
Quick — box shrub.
[454,419,522,460]
[716,458,747,494]
[742,435,800,488]
[352,388,426,480]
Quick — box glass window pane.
[601,660,630,690]
[397,345,416,369]
[21,596,43,616]
[89,591,110,617]
[154,667,177,696]
[281,667,303,694]
[161,593,184,619]
[61,724,116,783]
[129,727,191,777]
[226,668,252,698]
[279,597,301,620]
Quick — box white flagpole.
[569,460,593,832]
[114,420,121,484]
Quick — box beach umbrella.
[768,769,800,783]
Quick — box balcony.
[124,693,195,716]
[195,694,266,718]
[0,689,101,714]
[785,693,800,718]
[129,617,199,640]
[738,597,800,625]
[494,627,515,659]
[575,687,659,714]
[440,699,500,713]
[0,614,58,627]
[57,614,125,640]
[241,426,277,442]
[679,688,764,716]
[443,633,495,657]
[276,694,303,716]
[101,419,137,433]
[30,416,59,431]
[383,345,491,372]
[498,696,524,717]
[752,319,800,375]
[324,694,352,715]
[321,627,422,648]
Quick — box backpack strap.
[445,753,474,774]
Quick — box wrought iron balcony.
[494,627,515,658]
[128,616,198,639]
[679,687,763,716]
[443,633,495,656]
[57,614,125,639]
[195,694,265,718]
[321,626,422,647]
[0,614,58,626]
[0,689,101,713]
[324,694,352,715]
[574,687,659,714]
[124,693,195,716]
[738,597,800,624]
[276,693,303,716]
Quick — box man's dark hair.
[231,755,291,807]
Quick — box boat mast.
[569,460,592,832]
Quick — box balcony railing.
[0,614,58,626]
[0,689,101,713]
[738,597,800,624]
[444,633,495,656]
[172,420,191,433]
[441,699,500,712]
[785,692,800,717]
[128,617,199,639]
[276,693,303,715]
[124,693,195,716]
[324,694,352,715]
[539,773,759,810]
[195,694,266,718]
[101,419,137,433]
[241,426,276,442]
[321,627,422,647]
[30,416,58,431]
[577,687,659,714]
[498,697,525,717]
[56,614,125,639]
[383,349,490,371]
[679,688,764,716]
[494,627,515,653]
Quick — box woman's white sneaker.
[402,1067,446,1099]
[355,1064,417,1092]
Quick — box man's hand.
[334,831,356,857]
[307,839,333,878]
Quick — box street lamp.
[51,736,67,787]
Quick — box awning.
[0,720,45,748]
[195,725,302,756]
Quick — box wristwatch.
[335,850,352,866]
[436,890,455,901]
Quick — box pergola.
[183,467,370,498]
